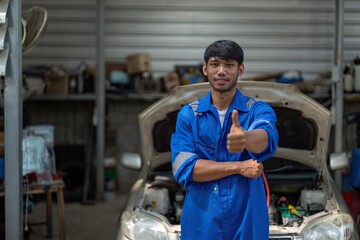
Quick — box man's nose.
[217,65,226,75]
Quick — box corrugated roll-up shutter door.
[23,0,360,81]
[22,0,97,70]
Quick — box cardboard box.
[45,74,69,95]
[163,72,180,92]
[106,62,127,79]
[126,53,151,74]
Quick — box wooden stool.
[0,179,66,240]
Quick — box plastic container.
[37,147,52,185]
[300,189,326,210]
[343,64,354,92]
[175,190,185,222]
[268,202,277,224]
[22,136,45,176]
[26,124,55,147]
[354,56,360,92]
[351,148,360,188]
[144,188,170,215]
[354,66,360,92]
[0,157,4,180]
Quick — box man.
[171,40,279,240]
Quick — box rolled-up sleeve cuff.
[172,152,198,187]
[172,152,196,176]
[248,120,279,161]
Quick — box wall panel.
[22,0,97,69]
[22,0,360,81]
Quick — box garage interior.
[1,0,360,239]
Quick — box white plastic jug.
[353,56,360,92]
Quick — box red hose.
[262,171,270,207]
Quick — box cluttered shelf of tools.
[26,92,360,103]
[307,92,360,102]
[26,93,167,102]
[343,93,360,102]
[27,94,96,101]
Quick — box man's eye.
[210,63,218,67]
[227,64,235,67]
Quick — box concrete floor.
[26,192,127,240]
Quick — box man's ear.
[238,64,244,76]
[202,63,207,76]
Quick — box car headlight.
[303,213,354,240]
[121,210,169,240]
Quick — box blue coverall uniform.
[171,89,278,240]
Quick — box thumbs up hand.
[227,110,247,153]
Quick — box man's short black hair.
[204,40,244,65]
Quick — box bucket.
[351,148,360,187]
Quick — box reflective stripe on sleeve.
[172,152,196,176]
[246,98,255,109]
[189,100,200,116]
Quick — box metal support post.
[96,0,105,200]
[332,0,344,189]
[5,0,23,239]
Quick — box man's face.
[203,57,244,93]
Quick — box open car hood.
[138,81,331,172]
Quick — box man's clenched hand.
[238,159,263,178]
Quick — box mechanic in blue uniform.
[171,40,279,240]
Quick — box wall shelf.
[106,92,166,102]
[27,93,167,102]
[27,94,96,101]
[344,93,360,102]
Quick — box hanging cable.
[262,171,270,208]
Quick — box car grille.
[177,234,295,240]
[269,234,295,240]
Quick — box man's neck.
[211,89,236,111]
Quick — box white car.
[116,81,358,240]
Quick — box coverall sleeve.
[248,102,279,162]
[171,106,199,188]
